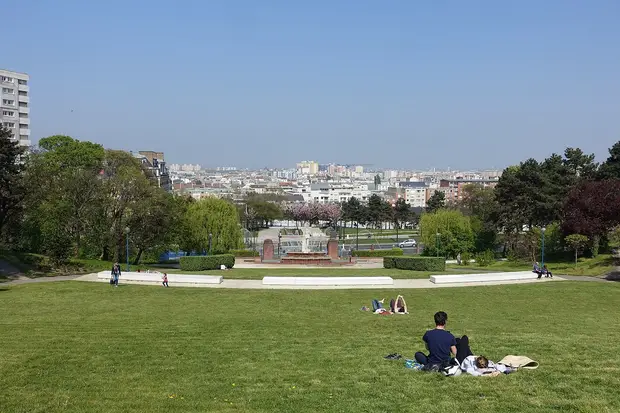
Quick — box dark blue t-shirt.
[423,329,456,364]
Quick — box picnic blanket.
[498,355,539,369]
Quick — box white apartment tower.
[0,69,30,146]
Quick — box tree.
[562,180,620,239]
[367,194,389,229]
[0,124,25,244]
[426,191,445,213]
[126,187,179,264]
[181,198,242,254]
[563,147,598,180]
[598,141,620,179]
[22,135,105,257]
[420,209,474,258]
[564,234,589,266]
[460,184,499,252]
[392,198,411,242]
[342,197,368,226]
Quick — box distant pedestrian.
[111,263,121,287]
[162,273,169,287]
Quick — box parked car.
[398,239,417,248]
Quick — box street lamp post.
[541,226,546,267]
[278,233,282,257]
[436,232,441,258]
[124,226,130,272]
[208,233,213,255]
[355,222,359,251]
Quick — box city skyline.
[4,1,620,169]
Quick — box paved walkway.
[65,273,567,289]
[3,273,609,290]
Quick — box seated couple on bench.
[414,311,515,376]
[533,262,553,279]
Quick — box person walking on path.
[162,273,169,287]
[111,263,121,287]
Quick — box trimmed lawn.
[1,281,620,412]
[449,254,615,277]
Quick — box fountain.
[262,229,344,265]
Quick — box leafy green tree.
[367,194,389,229]
[420,209,474,258]
[598,141,620,179]
[425,191,445,213]
[0,124,25,245]
[126,187,179,264]
[459,184,498,252]
[342,197,368,226]
[181,197,243,254]
[22,135,105,257]
[564,234,589,266]
[563,147,598,179]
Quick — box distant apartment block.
[0,69,30,147]
[296,160,319,176]
[436,178,499,203]
[134,151,172,192]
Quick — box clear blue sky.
[4,0,619,169]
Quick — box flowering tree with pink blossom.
[321,203,342,226]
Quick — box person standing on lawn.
[415,311,457,369]
[111,263,121,287]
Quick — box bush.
[179,254,235,271]
[475,250,495,267]
[383,256,445,271]
[352,248,404,257]
[229,249,259,257]
[460,252,472,266]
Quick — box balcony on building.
[18,94,29,103]
[19,128,30,136]
[18,83,29,93]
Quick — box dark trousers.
[162,281,169,287]
[415,335,473,366]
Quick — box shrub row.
[383,256,445,271]
[352,248,404,257]
[179,254,235,271]
[229,249,259,257]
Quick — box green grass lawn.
[1,281,619,412]
[449,254,616,277]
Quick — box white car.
[398,239,417,248]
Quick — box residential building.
[438,178,499,203]
[0,69,29,146]
[296,160,319,176]
[134,151,172,192]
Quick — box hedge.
[352,248,404,257]
[229,249,259,257]
[383,256,445,271]
[179,254,235,271]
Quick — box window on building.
[3,122,15,128]
[19,112,28,118]
[18,91,27,96]
[1,76,14,83]
[2,110,15,117]
[20,135,28,140]
[18,79,27,85]
[19,101,27,107]
[2,88,14,94]
[3,99,14,105]
[19,124,28,129]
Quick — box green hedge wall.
[352,248,404,257]
[179,254,235,271]
[229,249,259,257]
[383,256,445,271]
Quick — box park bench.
[430,271,538,284]
[262,276,393,286]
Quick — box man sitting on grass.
[415,311,457,370]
